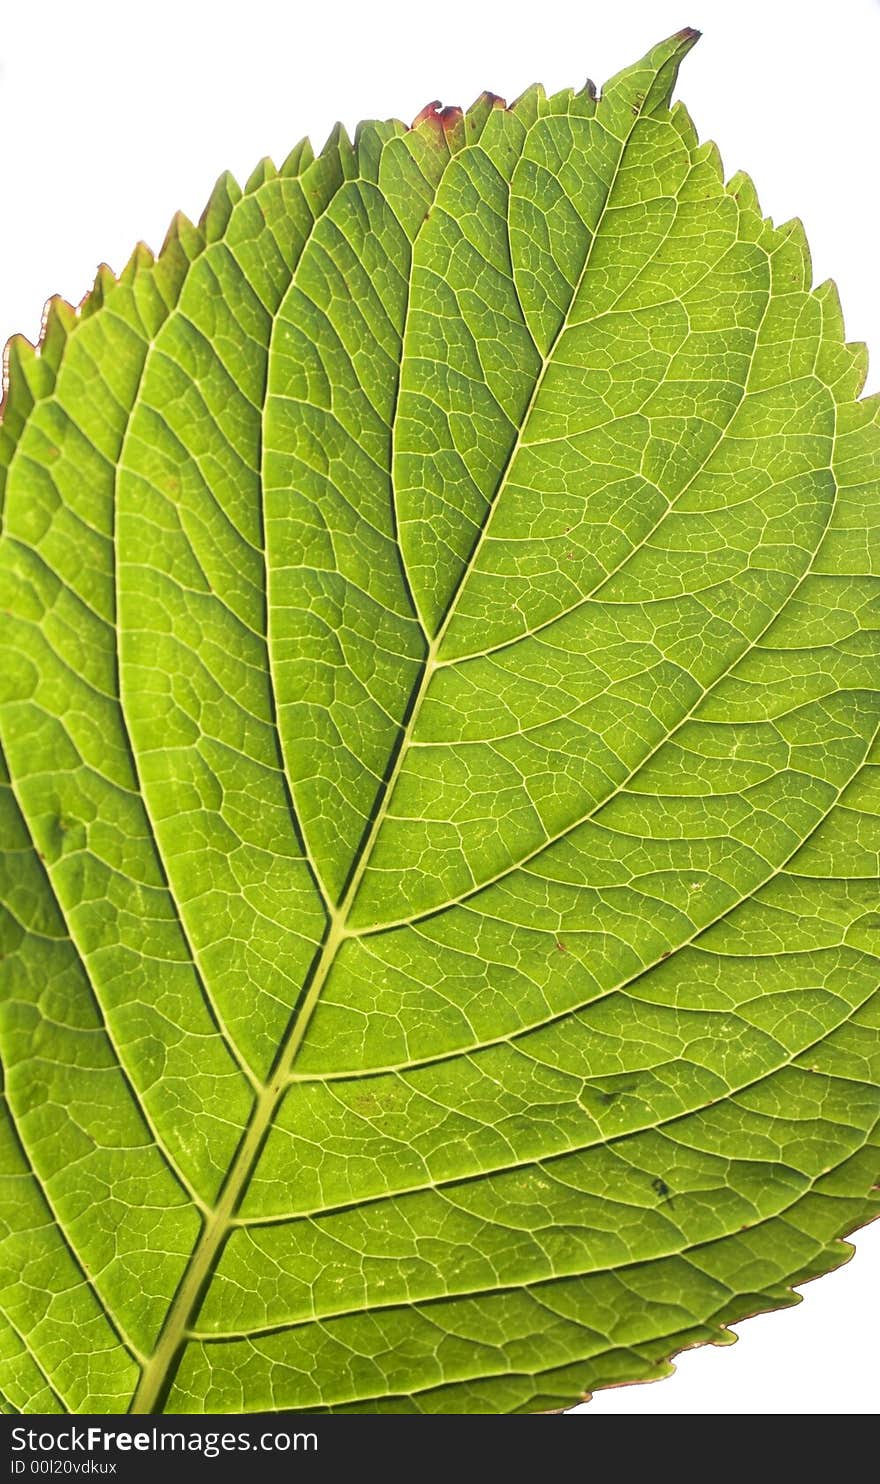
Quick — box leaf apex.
[602,27,701,119]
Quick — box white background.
[2,0,877,1415]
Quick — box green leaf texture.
[1,30,878,1415]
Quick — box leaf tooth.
[38,295,77,373]
[410,98,442,128]
[313,120,357,185]
[1,272,111,439]
[726,168,763,217]
[460,89,508,143]
[569,78,599,118]
[814,279,870,400]
[156,211,201,264]
[856,388,880,421]
[80,262,117,321]
[507,81,545,126]
[543,83,576,114]
[280,136,314,177]
[815,277,847,339]
[775,215,812,288]
[0,291,74,434]
[200,170,242,242]
[321,119,354,157]
[698,136,726,185]
[244,156,278,191]
[119,239,155,284]
[0,333,39,435]
[848,342,870,399]
[409,99,467,153]
[354,119,407,184]
[472,89,508,110]
[670,98,701,152]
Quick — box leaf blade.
[1,31,877,1415]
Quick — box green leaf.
[1,29,878,1415]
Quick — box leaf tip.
[662,26,702,71]
[604,27,701,118]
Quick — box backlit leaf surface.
[1,32,878,1414]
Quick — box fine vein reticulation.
[1,31,878,1415]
